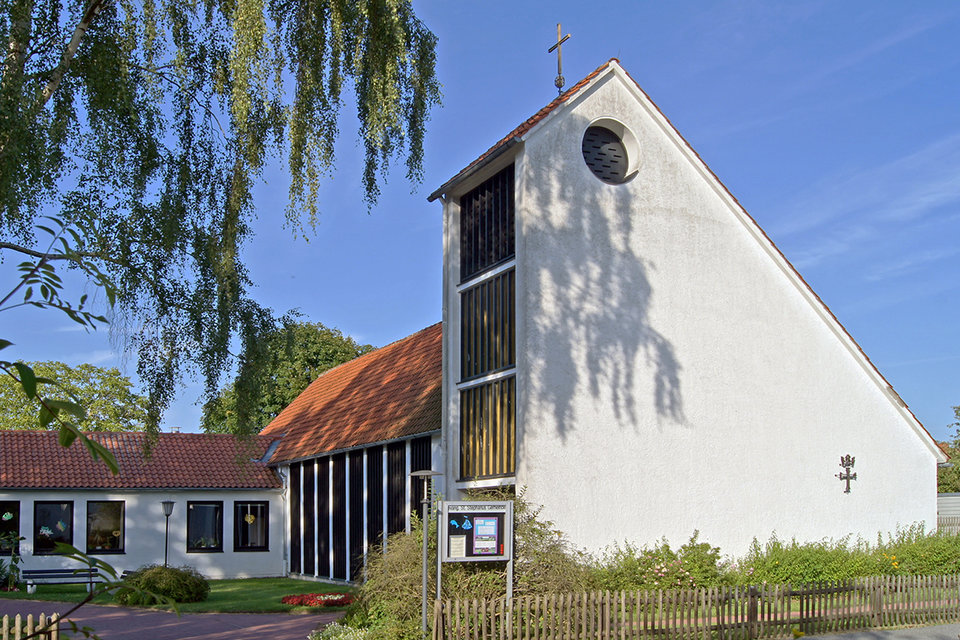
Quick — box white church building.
[1,60,945,583]
[426,58,946,556]
[261,58,946,581]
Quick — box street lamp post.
[410,469,440,637]
[161,501,175,567]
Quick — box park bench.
[22,568,100,594]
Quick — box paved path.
[803,624,960,640]
[0,599,342,639]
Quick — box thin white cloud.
[884,353,960,368]
[784,18,942,99]
[863,248,960,282]
[60,349,118,366]
[771,131,960,248]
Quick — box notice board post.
[438,500,514,606]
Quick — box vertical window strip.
[459,377,516,480]
[460,165,515,281]
[460,269,516,380]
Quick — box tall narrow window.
[234,502,269,552]
[187,502,223,552]
[86,501,124,554]
[34,502,72,555]
[460,377,516,480]
[460,166,515,281]
[461,269,515,380]
[0,501,19,556]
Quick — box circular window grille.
[581,126,628,184]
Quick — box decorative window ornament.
[836,455,857,493]
[582,126,628,184]
[244,513,256,524]
[581,119,641,185]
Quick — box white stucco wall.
[440,64,942,559]
[0,488,285,579]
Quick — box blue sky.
[7,1,960,440]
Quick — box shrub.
[729,535,885,585]
[593,532,728,591]
[347,487,592,640]
[310,622,372,640]
[875,524,960,576]
[114,565,210,605]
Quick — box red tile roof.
[0,432,281,489]
[260,322,442,462]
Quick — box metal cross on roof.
[547,23,571,95]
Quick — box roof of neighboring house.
[260,322,442,463]
[0,431,281,489]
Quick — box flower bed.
[281,592,355,607]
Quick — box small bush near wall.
[594,532,728,591]
[115,565,210,605]
[310,622,371,640]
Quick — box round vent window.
[582,126,629,184]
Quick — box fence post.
[747,586,758,639]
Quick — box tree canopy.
[202,320,373,433]
[0,360,148,431]
[0,0,439,435]
[937,405,960,493]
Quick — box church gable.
[434,59,943,555]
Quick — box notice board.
[440,500,513,563]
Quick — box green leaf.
[0,340,12,351]
[47,398,87,420]
[13,362,37,398]
[83,438,120,475]
[58,423,77,446]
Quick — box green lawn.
[0,577,355,614]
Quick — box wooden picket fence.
[938,516,960,535]
[1,613,59,640]
[432,575,960,639]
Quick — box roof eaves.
[428,138,520,202]
[268,428,442,467]
[428,59,619,203]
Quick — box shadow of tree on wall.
[521,111,685,442]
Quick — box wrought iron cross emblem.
[547,23,571,95]
[836,455,857,493]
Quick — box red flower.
[281,592,354,607]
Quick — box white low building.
[0,431,284,579]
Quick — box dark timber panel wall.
[286,435,437,581]
[386,441,406,535]
[332,453,347,580]
[349,451,364,580]
[317,456,330,577]
[366,445,384,547]
[302,461,316,575]
[409,436,432,522]
[289,462,301,574]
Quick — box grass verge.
[0,578,355,614]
